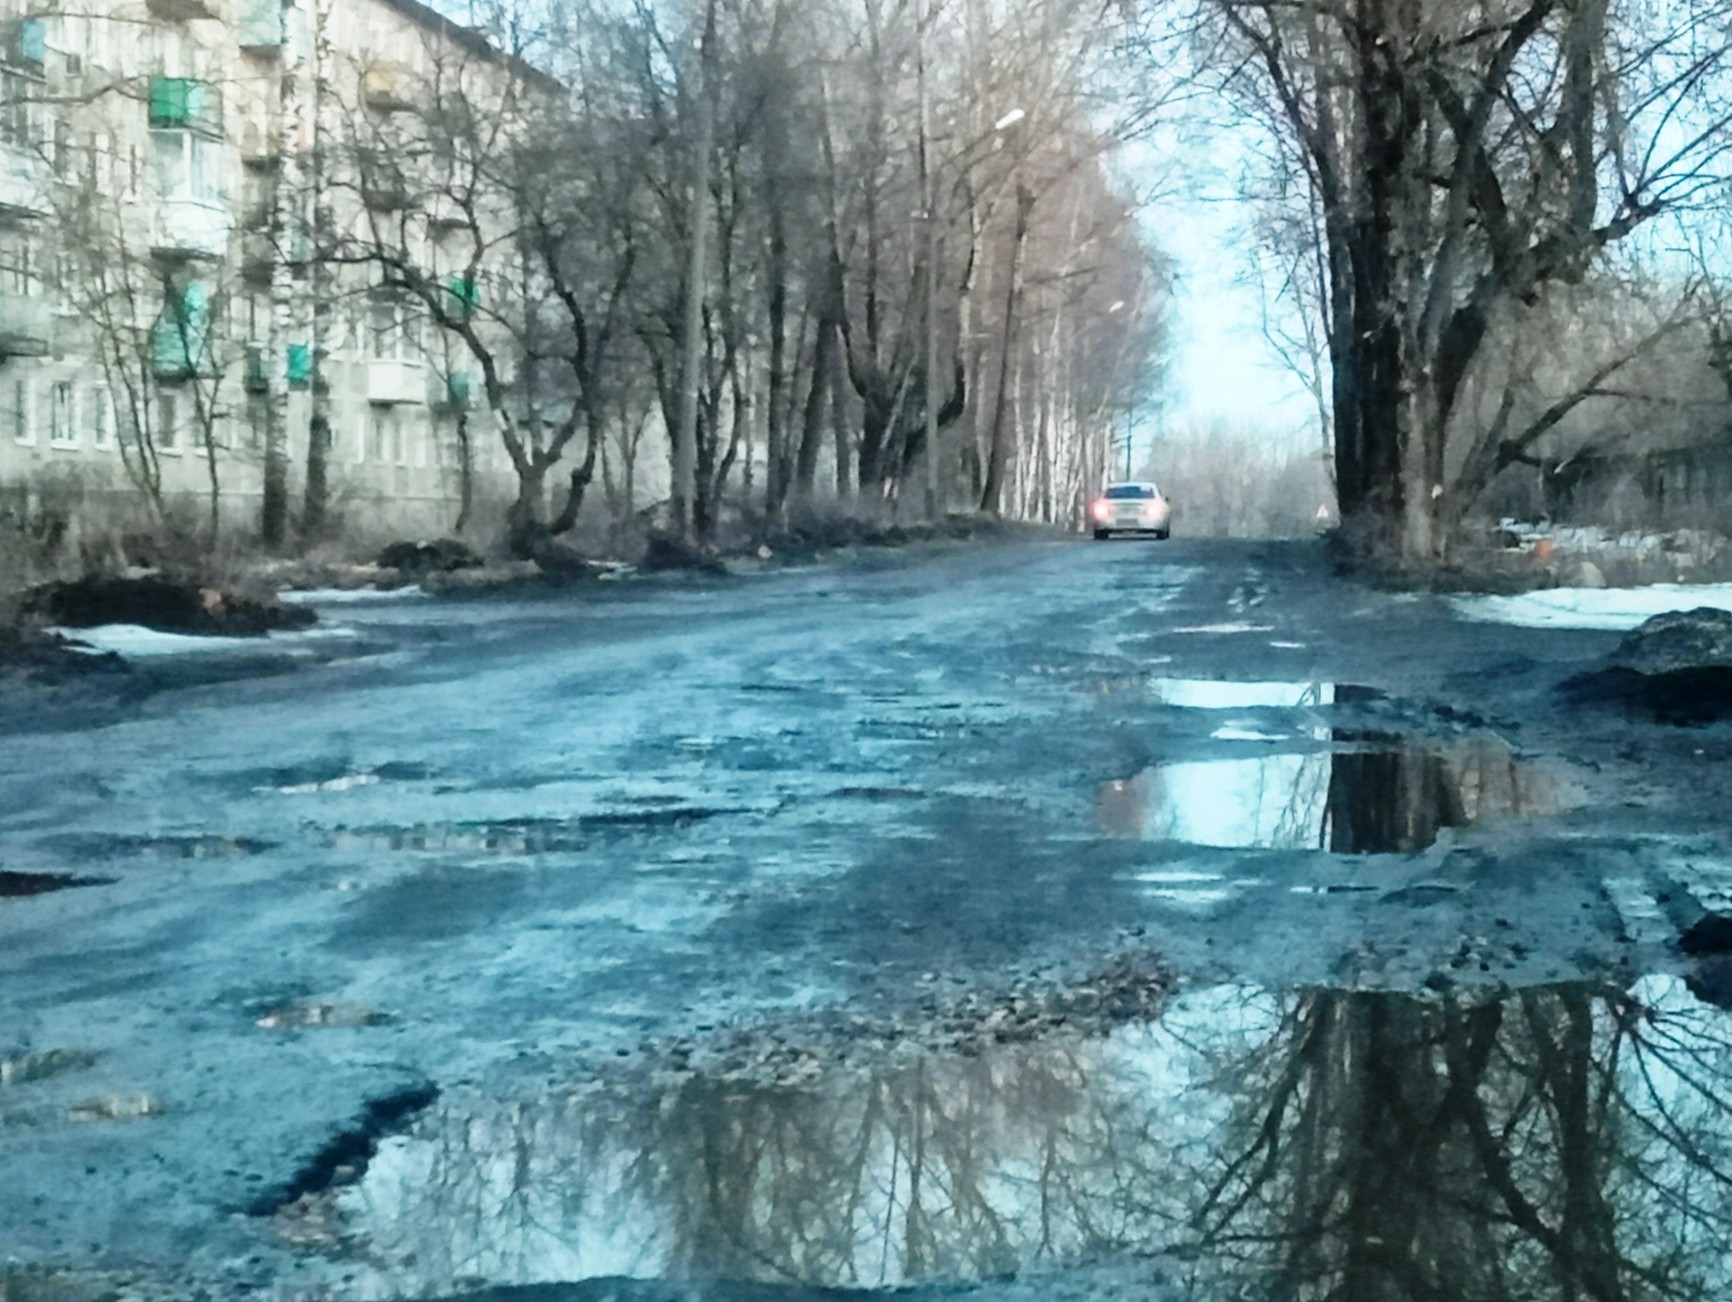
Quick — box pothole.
[1098,739,1577,852]
[251,1081,440,1218]
[330,808,736,855]
[0,1048,97,1085]
[0,870,115,897]
[67,1093,167,1122]
[255,1000,391,1030]
[42,833,274,861]
[301,978,1732,1298]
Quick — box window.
[367,408,389,463]
[11,378,33,445]
[90,386,112,448]
[50,113,69,175]
[156,390,178,451]
[368,296,421,362]
[153,130,223,203]
[0,233,32,295]
[49,380,74,447]
[0,70,36,151]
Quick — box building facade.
[0,0,531,545]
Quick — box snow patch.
[264,773,384,796]
[58,623,357,659]
[1451,583,1732,631]
[278,585,428,605]
[1171,622,1276,635]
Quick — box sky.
[1123,112,1324,462]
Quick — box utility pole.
[672,0,715,543]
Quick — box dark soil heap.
[23,574,317,637]
[1562,606,1732,724]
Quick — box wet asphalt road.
[3,537,1731,1299]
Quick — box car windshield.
[1104,485,1157,500]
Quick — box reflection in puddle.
[1151,678,1335,710]
[321,980,1732,1298]
[1098,740,1573,853]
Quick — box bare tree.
[1194,0,1732,563]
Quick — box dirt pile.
[1561,607,1732,723]
[23,574,317,637]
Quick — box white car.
[1089,481,1171,540]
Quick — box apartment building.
[0,0,536,541]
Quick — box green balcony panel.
[446,372,472,407]
[149,77,222,136]
[12,18,46,65]
[153,281,212,380]
[286,342,311,388]
[286,342,311,387]
[446,275,480,319]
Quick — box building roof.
[374,0,564,95]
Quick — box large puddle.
[310,979,1732,1296]
[1099,741,1572,852]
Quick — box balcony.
[361,62,414,112]
[436,371,474,410]
[359,171,409,212]
[3,17,46,69]
[238,0,284,54]
[0,142,50,221]
[238,120,282,167]
[368,358,425,405]
[149,77,223,138]
[146,0,228,22]
[152,324,214,382]
[0,292,50,358]
[154,196,231,259]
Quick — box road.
[3,537,1732,1300]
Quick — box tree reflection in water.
[334,983,1732,1299]
[1191,981,1732,1300]
[1101,738,1573,853]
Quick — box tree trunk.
[453,409,473,535]
[979,185,1033,515]
[302,411,331,540]
[672,0,717,543]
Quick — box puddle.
[0,1048,96,1085]
[42,833,274,861]
[332,808,735,856]
[0,871,115,897]
[241,760,434,796]
[1098,739,1574,852]
[256,1000,391,1030]
[67,1093,166,1122]
[313,979,1732,1297]
[1152,678,1336,709]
